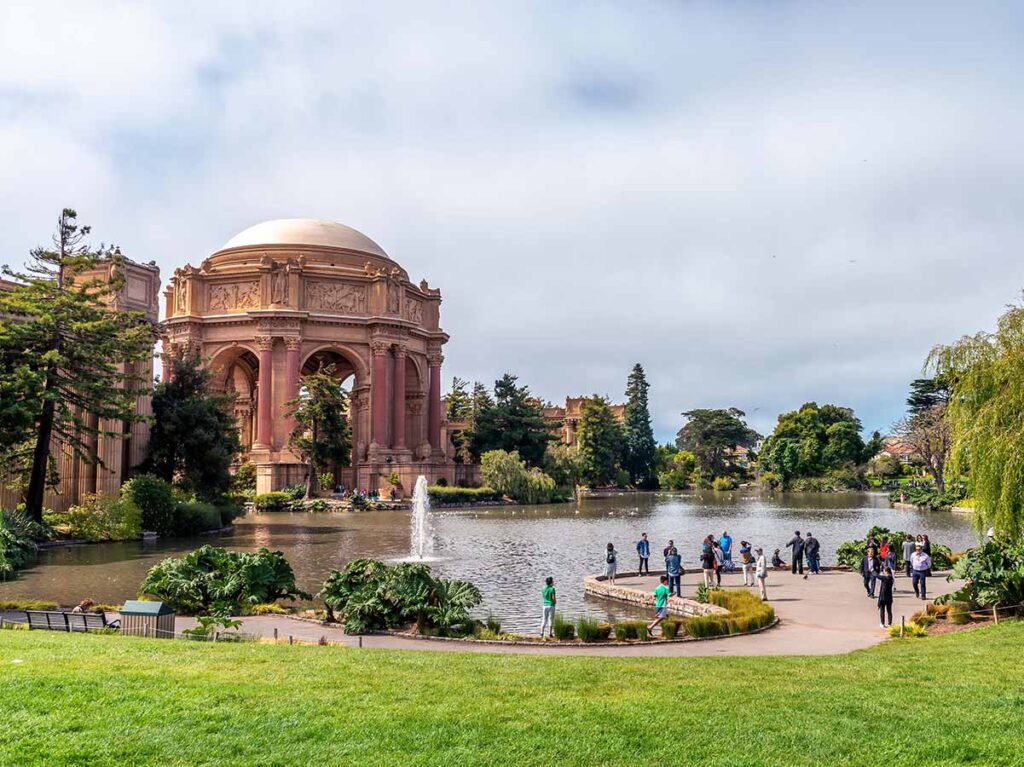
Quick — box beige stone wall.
[583,575,730,618]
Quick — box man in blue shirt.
[636,533,651,575]
[665,547,682,597]
[719,531,733,572]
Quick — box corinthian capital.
[256,335,275,352]
[370,340,391,356]
[284,337,302,351]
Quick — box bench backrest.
[67,612,107,632]
[24,610,109,632]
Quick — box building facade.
[160,219,453,496]
[543,396,626,447]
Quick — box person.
[877,566,895,628]
[901,534,916,578]
[786,531,805,575]
[739,540,754,586]
[922,534,932,557]
[910,542,932,599]
[605,543,617,584]
[636,533,651,575]
[860,547,881,598]
[647,575,671,633]
[884,542,897,575]
[712,540,725,587]
[665,547,682,597]
[804,532,820,576]
[71,599,95,614]
[700,542,717,588]
[540,577,556,639]
[771,548,786,570]
[879,537,890,562]
[719,530,733,571]
[663,539,675,561]
[755,547,768,600]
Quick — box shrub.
[686,590,776,637]
[613,623,630,641]
[661,619,681,639]
[485,614,502,634]
[246,602,288,615]
[576,616,608,643]
[951,538,1024,609]
[306,499,330,513]
[173,502,222,536]
[281,485,306,501]
[889,484,965,511]
[695,583,709,604]
[835,526,951,569]
[633,621,649,641]
[231,463,257,497]
[552,613,575,641]
[317,559,481,636]
[712,476,737,491]
[684,615,729,638]
[218,502,242,527]
[427,486,502,505]
[253,492,292,512]
[318,473,335,492]
[0,510,40,577]
[911,611,936,628]
[947,601,972,624]
[480,450,559,504]
[139,545,310,614]
[889,622,928,638]
[122,475,176,535]
[45,494,141,542]
[0,599,58,611]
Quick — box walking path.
[171,568,961,657]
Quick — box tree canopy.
[892,375,950,492]
[0,209,154,521]
[576,396,623,486]
[287,364,351,499]
[758,402,878,485]
[467,374,554,466]
[929,299,1024,537]
[621,363,657,488]
[146,348,240,501]
[675,408,760,482]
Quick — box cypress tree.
[622,363,657,487]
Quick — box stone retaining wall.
[584,575,729,618]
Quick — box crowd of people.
[858,533,934,629]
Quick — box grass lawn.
[3,624,1024,766]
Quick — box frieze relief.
[402,297,423,324]
[208,281,260,312]
[304,280,367,313]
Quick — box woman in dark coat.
[877,566,895,628]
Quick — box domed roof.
[219,219,389,259]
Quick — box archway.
[298,347,365,489]
[208,346,260,456]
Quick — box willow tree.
[0,210,153,522]
[929,300,1024,537]
[287,365,351,500]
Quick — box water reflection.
[0,491,978,632]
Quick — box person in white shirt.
[755,547,768,600]
[910,543,932,600]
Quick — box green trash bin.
[120,600,176,639]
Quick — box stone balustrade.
[583,575,729,618]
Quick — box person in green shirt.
[647,575,671,633]
[540,577,557,639]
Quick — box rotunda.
[161,218,452,495]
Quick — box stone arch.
[206,344,260,454]
[300,342,369,387]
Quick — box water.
[0,491,979,632]
[407,475,433,561]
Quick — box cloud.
[2,1,1024,441]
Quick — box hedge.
[683,589,775,639]
[427,486,501,505]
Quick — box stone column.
[255,335,274,447]
[391,346,407,449]
[284,337,301,438]
[427,350,443,452]
[371,341,390,447]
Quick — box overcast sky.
[3,2,1023,442]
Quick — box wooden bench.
[23,610,115,632]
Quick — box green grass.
[3,624,1024,765]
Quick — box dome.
[218,219,389,259]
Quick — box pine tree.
[576,396,624,486]
[287,364,351,499]
[145,348,241,500]
[622,363,657,487]
[0,210,154,522]
[468,374,553,466]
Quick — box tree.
[621,363,657,488]
[892,406,950,493]
[928,299,1024,537]
[0,210,154,522]
[287,364,351,500]
[445,377,472,464]
[576,396,624,486]
[467,374,554,466]
[146,348,241,500]
[907,376,950,415]
[658,450,696,490]
[757,402,872,486]
[675,408,759,483]
[543,443,584,493]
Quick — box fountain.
[409,475,434,560]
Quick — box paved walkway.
[172,568,961,657]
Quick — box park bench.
[23,610,116,633]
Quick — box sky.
[2,1,1024,443]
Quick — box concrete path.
[172,568,961,657]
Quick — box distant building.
[880,437,919,466]
[544,396,626,447]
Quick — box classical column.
[255,335,274,447]
[391,346,407,449]
[427,349,443,452]
[371,340,390,447]
[284,337,301,438]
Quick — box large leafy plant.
[835,526,952,569]
[318,558,482,635]
[139,545,310,615]
[951,539,1024,609]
